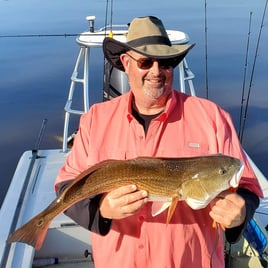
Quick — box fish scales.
[6,155,243,250]
[62,158,185,201]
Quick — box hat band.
[126,36,172,48]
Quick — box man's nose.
[150,61,161,74]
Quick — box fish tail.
[6,216,50,250]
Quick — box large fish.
[7,154,244,250]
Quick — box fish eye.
[219,167,227,175]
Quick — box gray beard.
[143,87,164,99]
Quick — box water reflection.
[0,0,267,205]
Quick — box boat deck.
[0,149,94,268]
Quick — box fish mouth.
[229,162,245,188]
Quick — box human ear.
[120,54,130,73]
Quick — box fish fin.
[212,220,226,231]
[230,187,237,193]
[6,216,51,250]
[151,202,171,217]
[166,196,178,224]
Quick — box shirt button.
[138,244,144,249]
[139,216,144,221]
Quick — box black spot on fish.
[37,219,44,227]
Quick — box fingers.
[99,185,148,220]
[120,190,148,216]
[108,184,138,198]
[209,190,246,229]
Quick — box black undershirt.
[131,107,162,135]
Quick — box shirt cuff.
[88,194,112,235]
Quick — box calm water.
[0,0,267,206]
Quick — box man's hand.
[209,190,246,229]
[99,184,148,219]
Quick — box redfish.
[7,154,244,249]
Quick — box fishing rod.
[0,33,79,38]
[104,0,110,35]
[0,32,126,39]
[240,0,268,144]
[204,0,209,99]
[238,12,253,141]
[110,0,114,37]
[102,0,114,101]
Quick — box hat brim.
[103,37,195,72]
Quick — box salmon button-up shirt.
[55,90,262,268]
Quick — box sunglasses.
[126,53,176,70]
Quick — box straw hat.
[103,16,195,71]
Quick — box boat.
[0,16,267,268]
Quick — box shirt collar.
[126,90,178,123]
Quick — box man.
[55,16,262,267]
